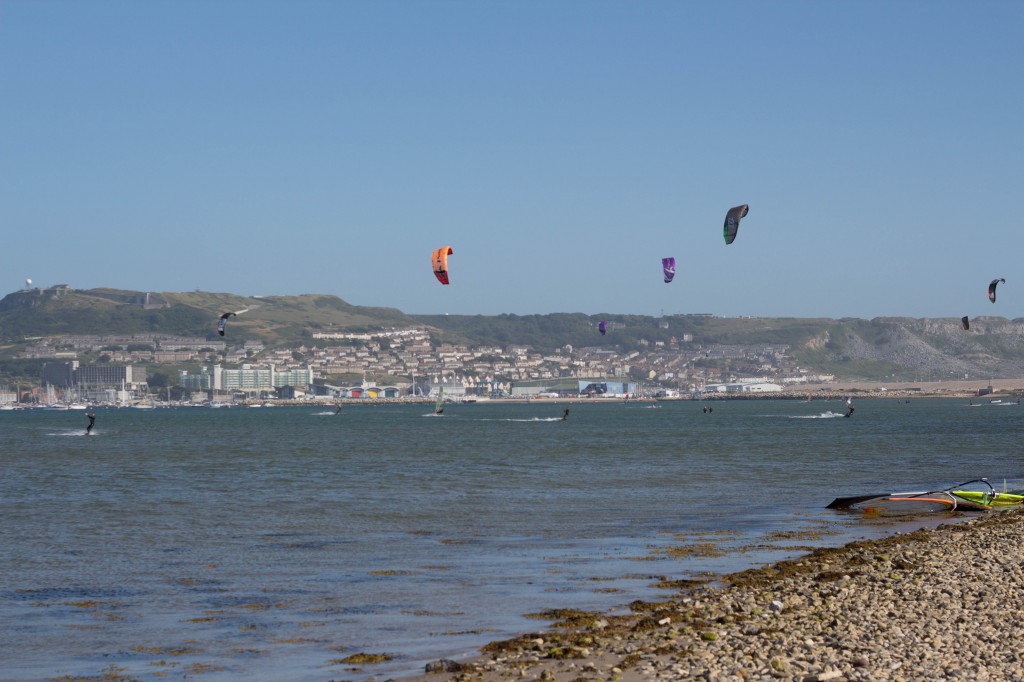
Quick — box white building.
[704,382,783,393]
[179,364,313,392]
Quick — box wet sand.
[404,510,1024,681]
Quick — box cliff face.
[795,317,1024,379]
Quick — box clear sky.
[2,0,1021,320]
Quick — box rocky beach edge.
[401,510,1024,682]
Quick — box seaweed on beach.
[765,527,841,541]
[130,646,206,656]
[523,609,603,628]
[722,527,939,589]
[659,543,727,559]
[51,664,140,682]
[481,633,549,654]
[335,652,393,664]
[651,577,708,590]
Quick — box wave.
[477,413,561,419]
[790,411,847,419]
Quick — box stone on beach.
[408,511,1024,681]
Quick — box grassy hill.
[0,287,419,345]
[412,312,844,353]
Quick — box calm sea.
[1,398,1021,681]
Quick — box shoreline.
[264,377,1024,406]
[398,510,1024,681]
[11,378,1020,409]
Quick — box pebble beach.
[409,510,1024,682]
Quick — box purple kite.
[662,257,676,284]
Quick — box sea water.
[1,398,1021,681]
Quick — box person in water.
[334,404,342,415]
[562,408,570,421]
[85,412,96,435]
[846,398,855,417]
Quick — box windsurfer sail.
[434,386,445,414]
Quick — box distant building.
[508,378,638,397]
[179,367,217,391]
[42,361,145,389]
[75,364,144,387]
[704,382,782,393]
[42,361,78,387]
[271,366,314,388]
[178,364,313,392]
[220,366,272,391]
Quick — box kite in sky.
[662,257,676,283]
[988,278,1005,303]
[432,246,453,285]
[723,204,749,245]
[217,309,248,336]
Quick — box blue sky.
[2,0,1021,320]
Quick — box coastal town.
[6,323,806,403]
[5,326,831,406]
[7,324,1021,408]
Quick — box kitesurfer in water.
[334,404,342,415]
[85,412,96,435]
[562,408,570,421]
[846,398,855,418]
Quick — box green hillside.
[412,312,844,354]
[0,287,419,345]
